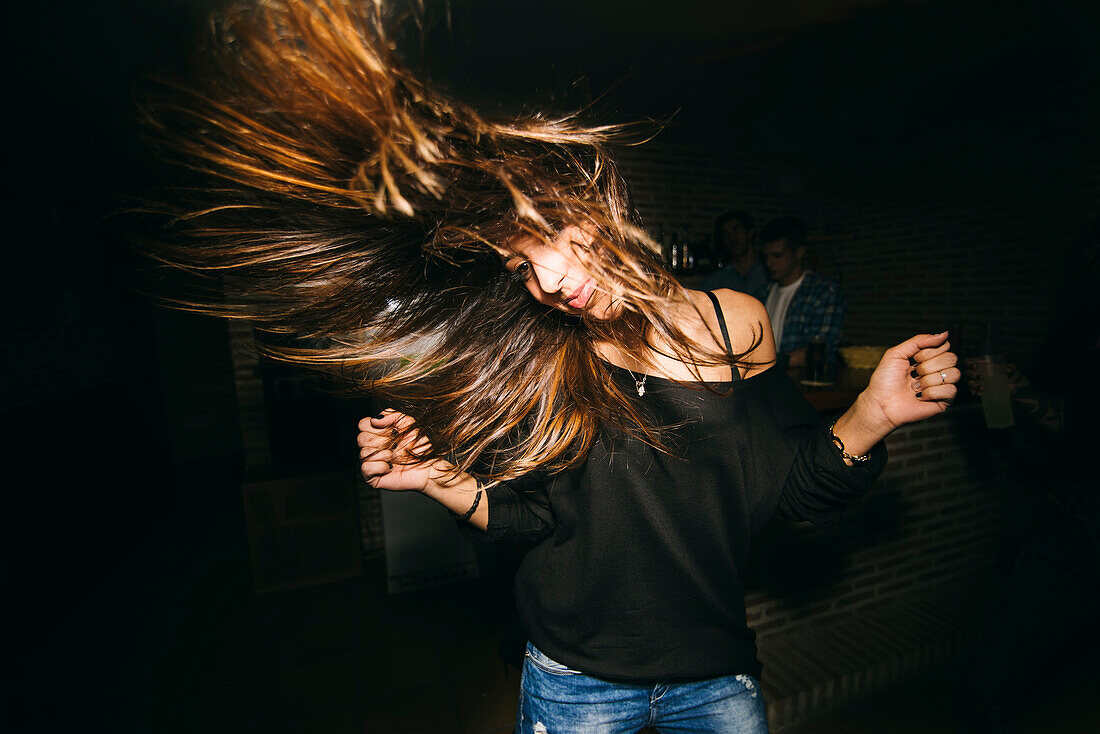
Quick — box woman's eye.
[511,260,532,280]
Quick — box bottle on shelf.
[679,225,693,272]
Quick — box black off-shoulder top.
[477,294,888,681]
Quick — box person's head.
[501,226,623,320]
[142,0,747,485]
[713,211,755,258]
[760,217,807,286]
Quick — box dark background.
[5,0,1097,730]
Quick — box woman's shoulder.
[704,288,768,323]
[689,289,777,377]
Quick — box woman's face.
[502,225,619,320]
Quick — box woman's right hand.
[358,410,488,528]
[357,410,442,492]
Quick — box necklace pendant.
[636,378,646,397]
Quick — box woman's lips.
[565,279,594,310]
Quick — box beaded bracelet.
[828,418,872,464]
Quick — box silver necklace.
[624,366,647,397]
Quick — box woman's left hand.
[860,331,960,432]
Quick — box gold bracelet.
[828,419,871,464]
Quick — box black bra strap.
[705,291,739,381]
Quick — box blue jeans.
[517,643,769,733]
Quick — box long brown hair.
[138,0,761,482]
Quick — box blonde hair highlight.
[138,0,760,482]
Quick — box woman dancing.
[144,2,960,731]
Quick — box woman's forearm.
[421,466,489,531]
[830,393,895,465]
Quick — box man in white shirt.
[760,218,846,368]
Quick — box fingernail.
[910,369,918,378]
[913,380,922,390]
[916,391,923,398]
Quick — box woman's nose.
[532,260,565,294]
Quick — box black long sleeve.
[472,364,887,681]
[484,468,556,545]
[777,425,887,525]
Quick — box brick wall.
[815,78,1099,363]
[743,405,1006,638]
[616,144,825,254]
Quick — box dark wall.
[819,80,1098,362]
[6,5,245,730]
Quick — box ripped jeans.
[517,643,769,733]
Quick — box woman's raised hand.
[859,332,960,432]
[357,410,442,492]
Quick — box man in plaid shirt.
[760,218,846,368]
